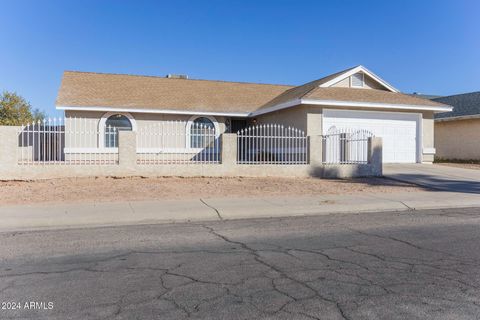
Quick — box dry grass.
[0,176,423,206]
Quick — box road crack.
[200,223,352,320]
[199,198,223,220]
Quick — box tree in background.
[0,91,46,126]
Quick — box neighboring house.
[433,92,480,160]
[56,65,452,164]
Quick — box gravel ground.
[0,176,422,205]
[437,162,480,170]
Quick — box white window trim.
[185,115,220,149]
[350,72,365,88]
[98,112,137,148]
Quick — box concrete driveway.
[384,164,480,194]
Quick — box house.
[56,65,452,164]
[433,92,480,160]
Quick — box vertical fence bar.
[321,128,373,165]
[234,123,307,165]
[237,129,240,164]
[134,120,221,166]
[52,118,56,164]
[17,116,122,166]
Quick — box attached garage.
[322,109,421,163]
[57,65,452,165]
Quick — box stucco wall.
[0,127,383,180]
[64,110,227,149]
[331,78,350,88]
[256,105,434,163]
[421,111,435,162]
[435,119,480,160]
[255,105,309,133]
[364,76,385,90]
[65,110,227,132]
[65,106,435,164]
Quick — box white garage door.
[323,109,419,163]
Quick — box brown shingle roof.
[259,67,357,108]
[56,70,448,114]
[56,71,293,114]
[304,87,445,107]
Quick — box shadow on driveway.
[384,164,480,194]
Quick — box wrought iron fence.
[136,121,220,164]
[17,118,119,165]
[237,124,308,164]
[322,128,373,164]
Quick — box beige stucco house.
[434,92,480,160]
[56,65,452,163]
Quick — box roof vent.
[166,74,189,79]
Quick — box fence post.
[309,135,323,166]
[368,137,383,176]
[118,131,137,169]
[0,126,20,178]
[308,135,323,176]
[221,133,237,168]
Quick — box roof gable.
[319,65,399,92]
[56,67,451,116]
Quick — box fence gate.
[237,124,308,164]
[322,128,374,164]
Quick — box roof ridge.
[298,65,360,99]
[299,81,324,99]
[63,70,294,87]
[433,91,480,100]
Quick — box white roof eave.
[250,98,453,117]
[320,65,400,93]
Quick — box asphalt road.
[1,207,480,320]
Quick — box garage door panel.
[323,109,419,163]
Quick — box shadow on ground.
[384,173,480,194]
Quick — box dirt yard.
[0,176,423,206]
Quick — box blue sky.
[0,0,479,117]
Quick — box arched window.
[190,116,216,148]
[105,114,132,147]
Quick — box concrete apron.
[1,191,480,233]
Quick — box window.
[190,117,216,148]
[351,72,364,88]
[105,114,132,147]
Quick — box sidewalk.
[1,190,480,232]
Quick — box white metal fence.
[136,121,220,164]
[16,118,373,168]
[322,128,373,164]
[17,118,119,165]
[237,124,308,164]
